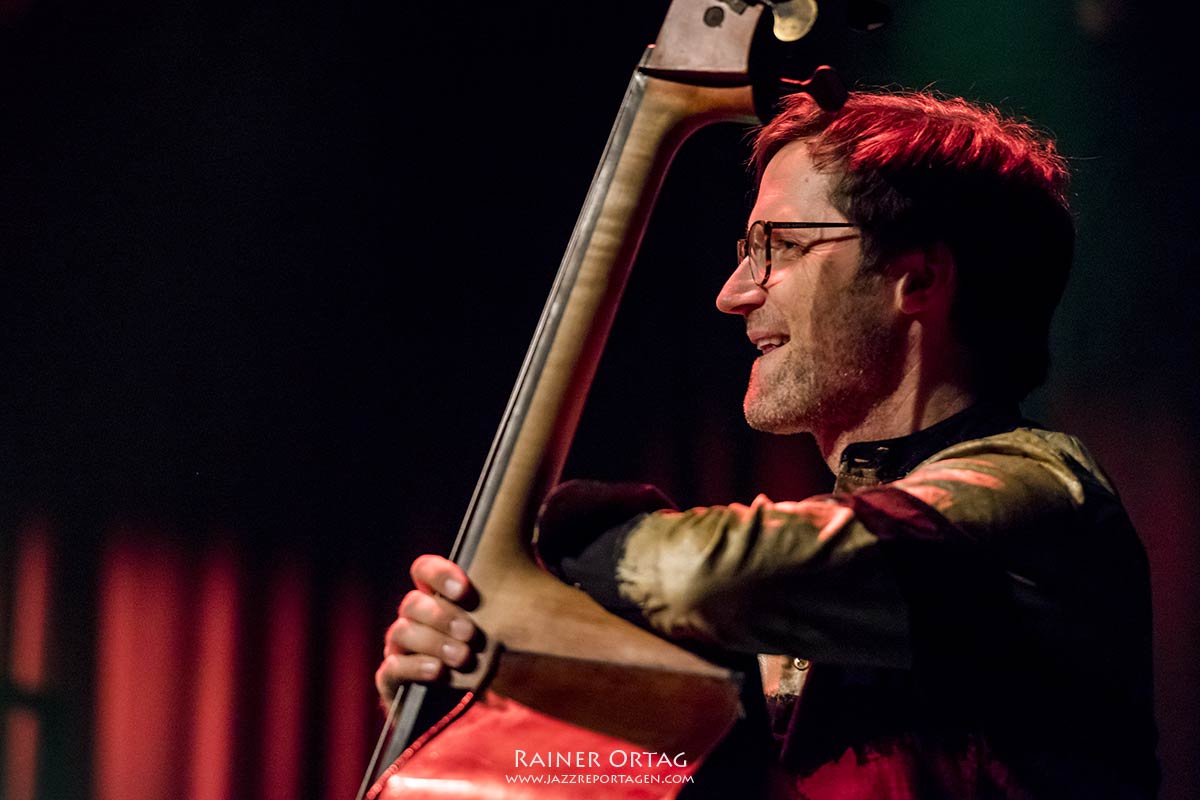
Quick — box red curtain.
[3,519,382,800]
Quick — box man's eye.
[775,238,811,255]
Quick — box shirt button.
[793,657,810,671]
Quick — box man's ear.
[892,242,956,316]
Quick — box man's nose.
[716,256,767,316]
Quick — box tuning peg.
[762,0,819,42]
[779,65,848,111]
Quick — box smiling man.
[376,91,1159,798]
[725,144,918,449]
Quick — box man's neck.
[814,382,978,473]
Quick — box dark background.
[1,1,1197,798]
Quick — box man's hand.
[374,554,479,705]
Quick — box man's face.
[717,141,904,435]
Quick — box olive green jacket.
[543,404,1158,797]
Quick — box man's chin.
[743,397,809,436]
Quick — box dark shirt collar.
[836,401,1027,489]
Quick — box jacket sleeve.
[598,429,1117,667]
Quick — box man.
[375,91,1158,798]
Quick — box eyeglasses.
[736,220,860,287]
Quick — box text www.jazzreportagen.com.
[505,774,695,785]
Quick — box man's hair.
[753,91,1074,402]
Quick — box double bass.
[360,2,884,796]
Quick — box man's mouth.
[750,334,789,356]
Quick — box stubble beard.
[743,290,905,437]
[743,345,825,435]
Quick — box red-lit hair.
[753,91,1074,402]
